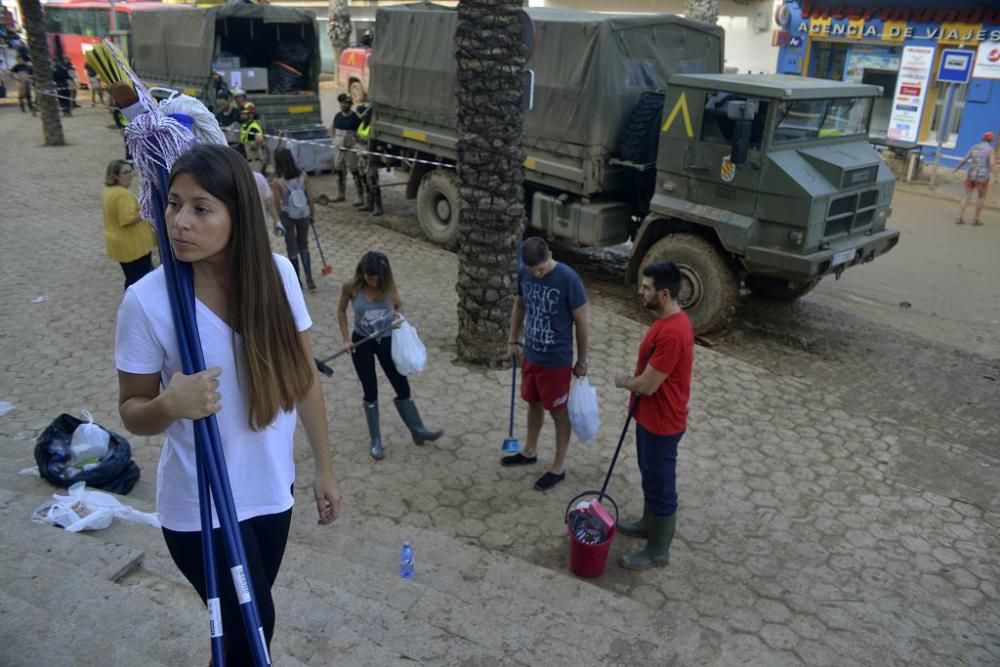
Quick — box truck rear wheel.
[745,275,820,301]
[416,169,461,246]
[639,234,737,334]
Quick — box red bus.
[43,0,163,87]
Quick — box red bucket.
[565,492,619,579]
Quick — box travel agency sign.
[794,3,1000,43]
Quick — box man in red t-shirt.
[614,261,694,570]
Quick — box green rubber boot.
[619,513,675,570]
[617,503,650,538]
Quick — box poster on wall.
[973,43,1000,80]
[887,46,935,143]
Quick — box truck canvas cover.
[370,3,724,156]
[131,3,317,81]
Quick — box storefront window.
[927,81,967,146]
[774,98,872,144]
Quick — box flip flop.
[973,220,983,226]
[955,218,965,224]
[501,452,537,466]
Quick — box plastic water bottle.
[400,541,414,579]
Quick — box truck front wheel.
[416,169,461,246]
[745,275,820,301]
[639,234,737,334]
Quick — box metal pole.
[109,0,117,36]
[930,83,956,190]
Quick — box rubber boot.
[617,503,651,538]
[334,172,346,202]
[359,188,374,212]
[363,401,384,460]
[301,251,316,291]
[290,257,302,287]
[371,189,384,217]
[353,175,365,206]
[394,398,443,445]
[619,513,676,570]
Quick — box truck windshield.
[773,98,872,144]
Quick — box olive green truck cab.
[370,4,899,333]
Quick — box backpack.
[284,177,310,219]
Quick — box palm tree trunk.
[18,0,66,146]
[454,0,527,367]
[684,0,720,25]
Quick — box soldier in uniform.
[330,93,363,204]
[355,105,384,217]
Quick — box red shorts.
[965,179,989,194]
[521,360,572,412]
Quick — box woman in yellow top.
[102,160,156,290]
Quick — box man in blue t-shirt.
[504,237,589,490]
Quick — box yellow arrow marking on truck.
[524,158,536,170]
[288,106,315,114]
[661,92,693,138]
[347,51,357,65]
[402,129,427,142]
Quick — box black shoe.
[501,453,537,466]
[306,278,317,291]
[534,472,565,491]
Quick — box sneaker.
[534,471,565,491]
[501,453,537,466]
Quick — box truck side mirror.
[726,100,757,167]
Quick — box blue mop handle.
[150,168,270,667]
[148,173,226,666]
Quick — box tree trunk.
[454,0,527,367]
[18,0,65,146]
[328,0,352,68]
[684,0,720,25]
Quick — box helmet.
[242,102,256,113]
[231,87,245,97]
[337,92,353,104]
[983,131,995,143]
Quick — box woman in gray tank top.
[337,251,444,459]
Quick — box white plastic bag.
[391,317,427,376]
[32,482,160,532]
[69,410,110,467]
[568,377,600,444]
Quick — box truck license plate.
[832,249,857,267]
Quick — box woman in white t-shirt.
[115,144,342,664]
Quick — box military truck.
[130,2,331,169]
[382,4,899,332]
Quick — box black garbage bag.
[274,42,311,72]
[34,414,141,495]
[269,63,305,94]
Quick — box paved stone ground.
[1,106,998,665]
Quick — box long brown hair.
[350,251,400,306]
[169,144,313,430]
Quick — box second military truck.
[369,3,900,333]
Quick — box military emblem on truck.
[720,156,736,182]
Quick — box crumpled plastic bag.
[69,410,110,467]
[32,482,160,532]
[391,317,427,376]
[568,377,600,444]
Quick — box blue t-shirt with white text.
[518,262,587,368]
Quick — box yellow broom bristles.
[85,42,133,89]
